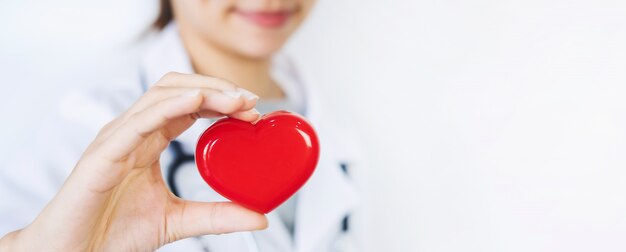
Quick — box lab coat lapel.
[273,57,359,252]
[294,149,358,252]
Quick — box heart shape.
[195,111,320,213]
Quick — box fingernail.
[182,89,201,97]
[238,88,259,101]
[250,109,261,124]
[223,89,243,99]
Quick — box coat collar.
[140,22,358,252]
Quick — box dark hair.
[154,0,173,30]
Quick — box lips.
[235,10,293,28]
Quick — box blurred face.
[171,0,316,59]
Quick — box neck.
[177,28,284,99]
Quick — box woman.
[0,0,360,251]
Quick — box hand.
[0,72,267,251]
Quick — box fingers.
[169,201,267,241]
[161,88,260,138]
[154,72,260,114]
[90,91,205,166]
[92,88,261,164]
[199,88,256,115]
[127,85,258,121]
[229,108,261,122]
[79,73,264,190]
[95,85,260,146]
[97,73,260,141]
[139,72,258,114]
[157,71,238,90]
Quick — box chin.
[235,38,287,60]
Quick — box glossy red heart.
[195,111,320,213]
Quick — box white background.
[2,0,626,251]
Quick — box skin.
[172,0,316,99]
[0,0,315,251]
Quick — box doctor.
[0,0,360,251]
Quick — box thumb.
[169,201,268,241]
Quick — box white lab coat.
[0,23,362,252]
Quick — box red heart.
[195,111,320,213]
